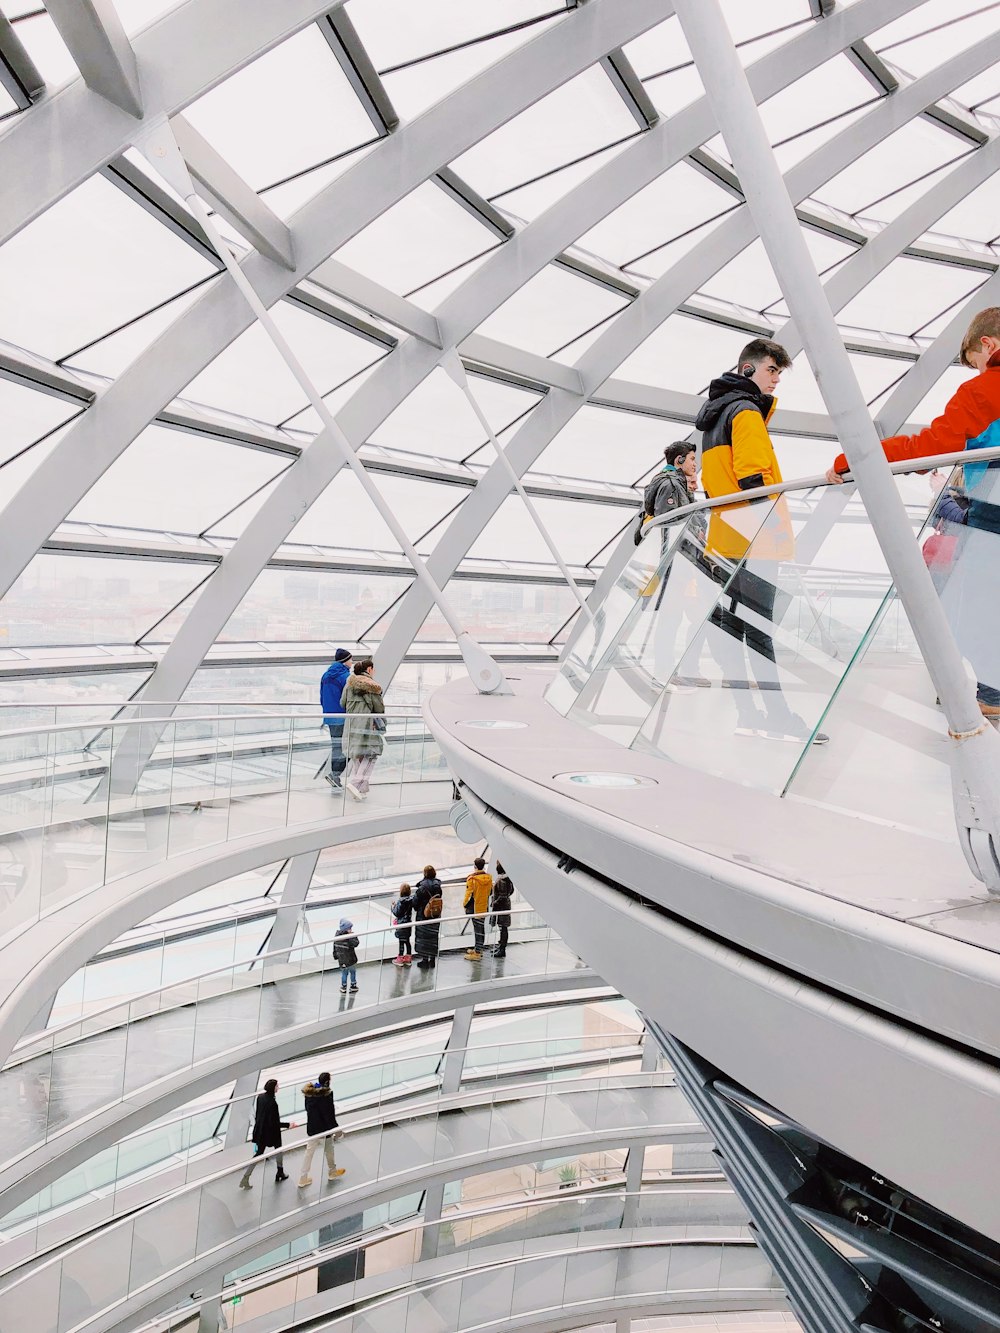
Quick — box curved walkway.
[0,919,593,1216]
[223,1234,780,1333]
[0,1078,697,1333]
[0,800,452,1068]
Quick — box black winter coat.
[414,918,441,958]
[301,1081,338,1135]
[413,876,442,919]
[251,1091,289,1150]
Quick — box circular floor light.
[554,772,657,788]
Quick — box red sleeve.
[832,373,998,475]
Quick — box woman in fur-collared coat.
[340,657,385,801]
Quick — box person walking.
[320,649,352,788]
[826,305,1000,726]
[696,338,827,744]
[463,856,493,961]
[334,918,359,993]
[392,882,414,966]
[239,1078,292,1188]
[341,657,386,801]
[414,893,443,968]
[413,865,443,920]
[297,1072,345,1188]
[490,863,513,958]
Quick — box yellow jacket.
[464,871,493,916]
[696,374,794,562]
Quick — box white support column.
[674,0,1000,892]
[44,0,142,117]
[440,1003,474,1097]
[170,115,295,270]
[223,850,320,1151]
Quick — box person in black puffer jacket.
[413,865,442,920]
[414,894,442,969]
[297,1072,345,1187]
[239,1078,292,1188]
[489,864,513,958]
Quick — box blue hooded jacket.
[321,660,351,724]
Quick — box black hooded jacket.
[695,373,776,495]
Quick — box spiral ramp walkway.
[0,723,789,1333]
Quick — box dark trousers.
[472,917,485,953]
[395,927,411,956]
[709,568,794,726]
[327,722,347,775]
[494,920,508,953]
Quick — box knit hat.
[339,918,353,930]
[334,647,352,663]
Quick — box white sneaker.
[346,781,363,801]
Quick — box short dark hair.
[354,656,374,675]
[960,307,1000,367]
[317,1072,330,1086]
[423,864,436,878]
[664,441,695,467]
[264,1078,278,1095]
[474,857,486,871]
[737,338,791,372]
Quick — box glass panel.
[68,425,287,533]
[182,27,376,200]
[450,67,639,202]
[0,380,80,467]
[465,494,633,565]
[813,120,968,222]
[416,580,580,643]
[0,175,214,361]
[0,553,210,647]
[332,182,499,299]
[368,368,540,462]
[475,265,629,358]
[181,302,385,425]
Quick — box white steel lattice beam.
[44,0,142,118]
[125,0,915,712]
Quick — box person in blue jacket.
[320,649,352,787]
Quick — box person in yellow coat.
[695,338,826,745]
[463,857,493,961]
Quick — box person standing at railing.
[320,649,353,789]
[464,856,493,961]
[239,1078,293,1189]
[334,918,359,993]
[826,307,1000,726]
[392,882,414,966]
[297,1072,346,1188]
[413,864,442,920]
[696,337,827,746]
[414,894,442,968]
[489,863,513,958]
[341,657,385,801]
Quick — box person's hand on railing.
[825,465,845,485]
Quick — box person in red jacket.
[826,307,1000,721]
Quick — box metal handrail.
[0,709,430,744]
[173,1183,736,1318]
[6,1072,683,1299]
[138,1229,760,1333]
[10,906,559,1052]
[641,440,1000,535]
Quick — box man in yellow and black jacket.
[694,338,826,745]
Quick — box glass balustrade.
[546,452,1000,844]
[0,910,590,1179]
[41,875,478,1031]
[0,1074,694,1333]
[145,1186,750,1333]
[0,712,448,944]
[1,1034,660,1258]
